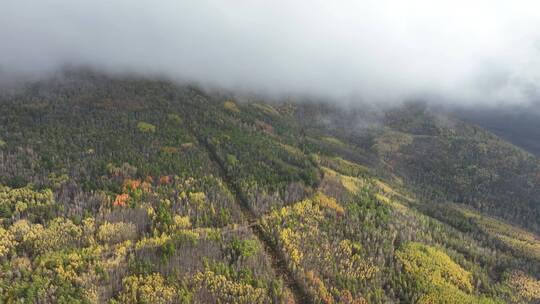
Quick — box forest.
[0,73,539,303]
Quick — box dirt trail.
[196,136,313,304]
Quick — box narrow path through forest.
[194,135,313,304]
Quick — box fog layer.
[2,0,540,104]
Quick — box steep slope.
[454,105,540,158]
[294,102,540,234]
[0,73,539,303]
[381,104,540,233]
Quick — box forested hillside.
[454,105,540,158]
[0,73,539,303]
[294,103,540,234]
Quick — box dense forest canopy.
[0,73,539,303]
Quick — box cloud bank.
[1,0,540,105]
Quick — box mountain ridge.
[0,73,539,303]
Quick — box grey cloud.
[1,0,540,105]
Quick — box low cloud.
[2,0,540,105]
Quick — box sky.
[1,0,540,105]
